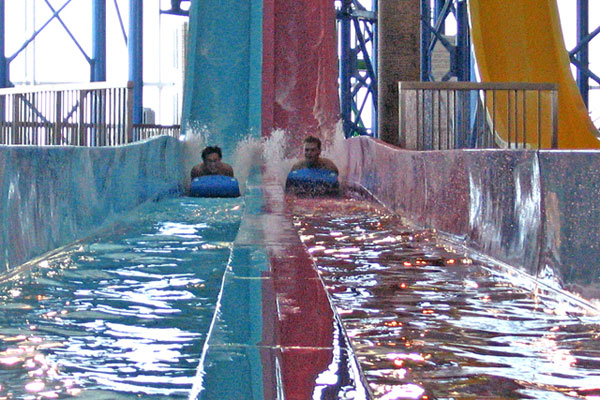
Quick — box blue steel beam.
[128,0,143,126]
[161,0,191,16]
[420,0,430,81]
[0,1,7,88]
[43,0,91,64]
[337,0,377,138]
[455,0,469,81]
[568,23,600,93]
[8,0,74,64]
[421,0,469,82]
[113,0,128,45]
[339,0,353,137]
[92,0,106,82]
[576,0,589,106]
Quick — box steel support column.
[421,0,470,81]
[161,0,190,16]
[128,0,143,125]
[434,0,445,38]
[576,0,589,106]
[92,0,106,82]
[337,0,377,138]
[339,0,353,138]
[420,0,430,81]
[0,1,7,88]
[455,0,469,81]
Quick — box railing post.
[55,91,62,145]
[128,0,143,128]
[398,82,406,148]
[12,94,18,144]
[79,90,86,146]
[126,81,134,143]
[551,88,558,149]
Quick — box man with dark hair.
[290,135,338,174]
[191,146,234,179]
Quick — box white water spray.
[181,120,348,192]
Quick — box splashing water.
[181,119,347,193]
[321,120,348,183]
[262,121,347,187]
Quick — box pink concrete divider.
[346,136,470,238]
[345,136,600,303]
[344,136,571,294]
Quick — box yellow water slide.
[469,0,600,149]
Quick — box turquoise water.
[0,197,243,399]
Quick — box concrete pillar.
[377,0,420,146]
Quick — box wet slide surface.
[261,0,340,155]
[292,196,600,399]
[469,0,600,149]
[182,0,349,397]
[0,197,243,398]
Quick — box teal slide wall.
[181,0,263,152]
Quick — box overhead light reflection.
[24,380,45,393]
[373,383,425,400]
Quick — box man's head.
[202,146,223,174]
[303,136,322,164]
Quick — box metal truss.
[336,0,377,138]
[421,0,598,111]
[569,0,599,107]
[0,0,122,86]
[0,1,147,123]
[420,0,470,82]
[160,0,191,17]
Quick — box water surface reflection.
[0,197,242,399]
[291,197,600,400]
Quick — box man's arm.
[221,163,234,177]
[191,164,206,179]
[321,158,339,174]
[290,160,306,172]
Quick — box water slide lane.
[182,0,361,398]
[181,0,263,151]
[469,0,600,149]
[261,0,340,156]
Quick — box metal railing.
[399,82,558,150]
[134,124,181,140]
[0,82,179,146]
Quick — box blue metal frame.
[0,1,7,88]
[336,0,377,138]
[0,0,108,87]
[161,0,191,16]
[420,0,470,82]
[570,0,600,108]
[92,0,106,82]
[128,0,143,126]
[421,0,598,112]
[421,0,472,148]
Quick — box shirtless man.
[290,136,339,174]
[191,146,234,179]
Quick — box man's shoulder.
[220,162,234,176]
[319,158,339,173]
[291,160,309,171]
[191,163,208,177]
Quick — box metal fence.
[0,82,179,146]
[399,82,558,150]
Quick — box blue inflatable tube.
[285,168,339,196]
[190,175,241,198]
